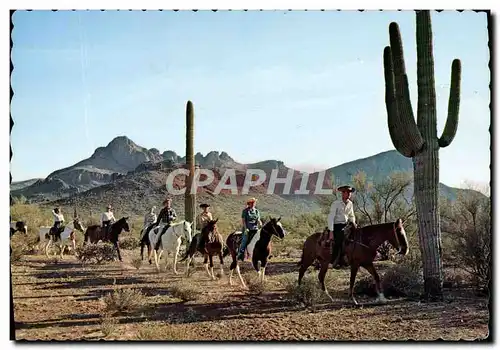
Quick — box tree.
[441,184,491,292]
[351,171,415,260]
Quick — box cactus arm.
[438,59,461,148]
[384,22,424,157]
[415,10,438,139]
[384,46,406,156]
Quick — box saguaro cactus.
[383,11,461,299]
[185,100,196,230]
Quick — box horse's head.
[117,217,131,233]
[72,218,85,233]
[390,218,409,256]
[263,216,286,239]
[182,220,193,243]
[204,218,219,232]
[15,221,27,233]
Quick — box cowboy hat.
[246,197,257,204]
[199,203,210,208]
[337,185,356,193]
[106,204,112,209]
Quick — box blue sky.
[10,10,490,188]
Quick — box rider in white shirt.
[51,207,65,237]
[101,205,116,237]
[327,185,357,269]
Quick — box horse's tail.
[222,245,230,258]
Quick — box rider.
[51,207,65,238]
[237,198,262,261]
[153,197,177,250]
[328,185,357,269]
[101,204,116,239]
[142,206,157,236]
[196,203,213,251]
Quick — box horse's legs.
[45,239,52,258]
[140,241,144,261]
[72,239,76,253]
[208,254,216,280]
[318,261,334,302]
[229,255,236,286]
[115,241,123,262]
[59,242,65,259]
[173,242,181,275]
[348,264,360,305]
[236,263,247,289]
[298,254,314,286]
[153,249,161,272]
[147,240,154,264]
[362,263,387,304]
[260,257,269,282]
[218,252,224,276]
[203,255,212,278]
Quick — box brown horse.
[179,219,226,279]
[298,219,409,305]
[83,217,131,262]
[224,217,286,288]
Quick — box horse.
[83,217,131,262]
[10,221,27,236]
[297,219,409,305]
[224,217,286,288]
[180,219,226,280]
[145,220,193,274]
[38,218,85,259]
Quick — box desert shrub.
[169,282,199,302]
[281,273,325,308]
[135,323,199,340]
[10,203,51,234]
[355,251,423,298]
[441,190,491,291]
[100,315,119,338]
[131,257,142,270]
[280,212,327,238]
[120,236,139,250]
[75,243,117,264]
[101,287,145,314]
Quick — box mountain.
[10,178,42,192]
[11,136,482,220]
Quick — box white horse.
[10,221,28,236]
[147,220,193,274]
[38,218,85,259]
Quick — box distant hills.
[10,136,481,218]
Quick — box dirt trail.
[12,251,490,341]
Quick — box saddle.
[319,227,333,248]
[49,226,64,241]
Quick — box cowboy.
[328,185,357,269]
[50,207,65,239]
[152,198,177,250]
[196,203,213,251]
[237,197,262,261]
[143,206,157,231]
[101,204,116,239]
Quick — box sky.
[10,10,490,189]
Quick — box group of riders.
[47,185,357,266]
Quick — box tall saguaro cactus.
[185,100,196,230]
[383,11,461,299]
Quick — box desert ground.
[11,240,490,341]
